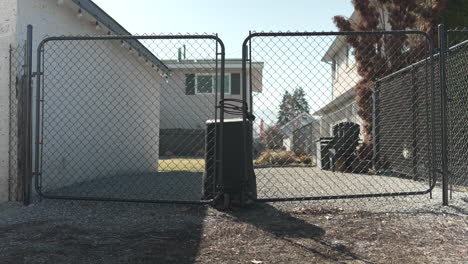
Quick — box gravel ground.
[255,167,468,213]
[0,195,467,264]
[41,172,204,201]
[40,166,440,205]
[3,167,464,263]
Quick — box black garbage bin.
[203,118,257,203]
[329,122,360,172]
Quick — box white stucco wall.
[319,100,364,140]
[5,0,161,194]
[331,45,360,100]
[0,0,18,201]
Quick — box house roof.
[164,59,265,93]
[163,59,264,69]
[322,11,359,62]
[69,0,170,74]
[314,87,355,116]
[280,112,317,137]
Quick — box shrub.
[253,137,266,158]
[264,126,285,150]
[299,154,312,164]
[255,150,299,165]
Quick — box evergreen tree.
[277,88,310,126]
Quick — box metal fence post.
[372,81,380,170]
[19,25,33,206]
[411,66,419,179]
[438,24,449,206]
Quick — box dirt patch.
[197,204,467,264]
[0,201,467,264]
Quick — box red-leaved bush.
[333,0,446,159]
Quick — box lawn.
[158,158,205,172]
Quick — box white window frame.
[346,45,356,71]
[195,73,231,95]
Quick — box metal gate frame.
[33,34,226,204]
[241,30,438,203]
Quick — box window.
[215,74,230,94]
[347,45,356,68]
[186,73,240,95]
[197,75,213,93]
[196,74,230,94]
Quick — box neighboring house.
[315,8,392,139]
[161,59,263,130]
[159,59,264,156]
[280,113,319,155]
[314,11,364,139]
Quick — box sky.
[91,0,355,127]
[92,0,354,58]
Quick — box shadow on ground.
[0,201,208,264]
[225,203,375,263]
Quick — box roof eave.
[70,0,170,74]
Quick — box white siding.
[319,99,364,141]
[0,0,18,201]
[9,0,161,193]
[331,45,360,99]
[161,68,250,129]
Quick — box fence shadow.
[227,203,375,263]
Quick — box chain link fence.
[446,31,468,190]
[34,35,226,203]
[10,29,467,207]
[244,31,437,203]
[375,51,439,186]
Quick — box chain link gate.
[34,35,226,204]
[241,31,438,203]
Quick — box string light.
[95,21,101,30]
[77,8,83,19]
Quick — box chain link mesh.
[36,35,225,202]
[22,30,468,207]
[246,32,436,204]
[446,31,468,189]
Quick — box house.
[314,11,363,139]
[315,7,393,140]
[159,59,263,156]
[280,113,319,155]
[0,0,266,201]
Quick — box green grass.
[158,158,205,172]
